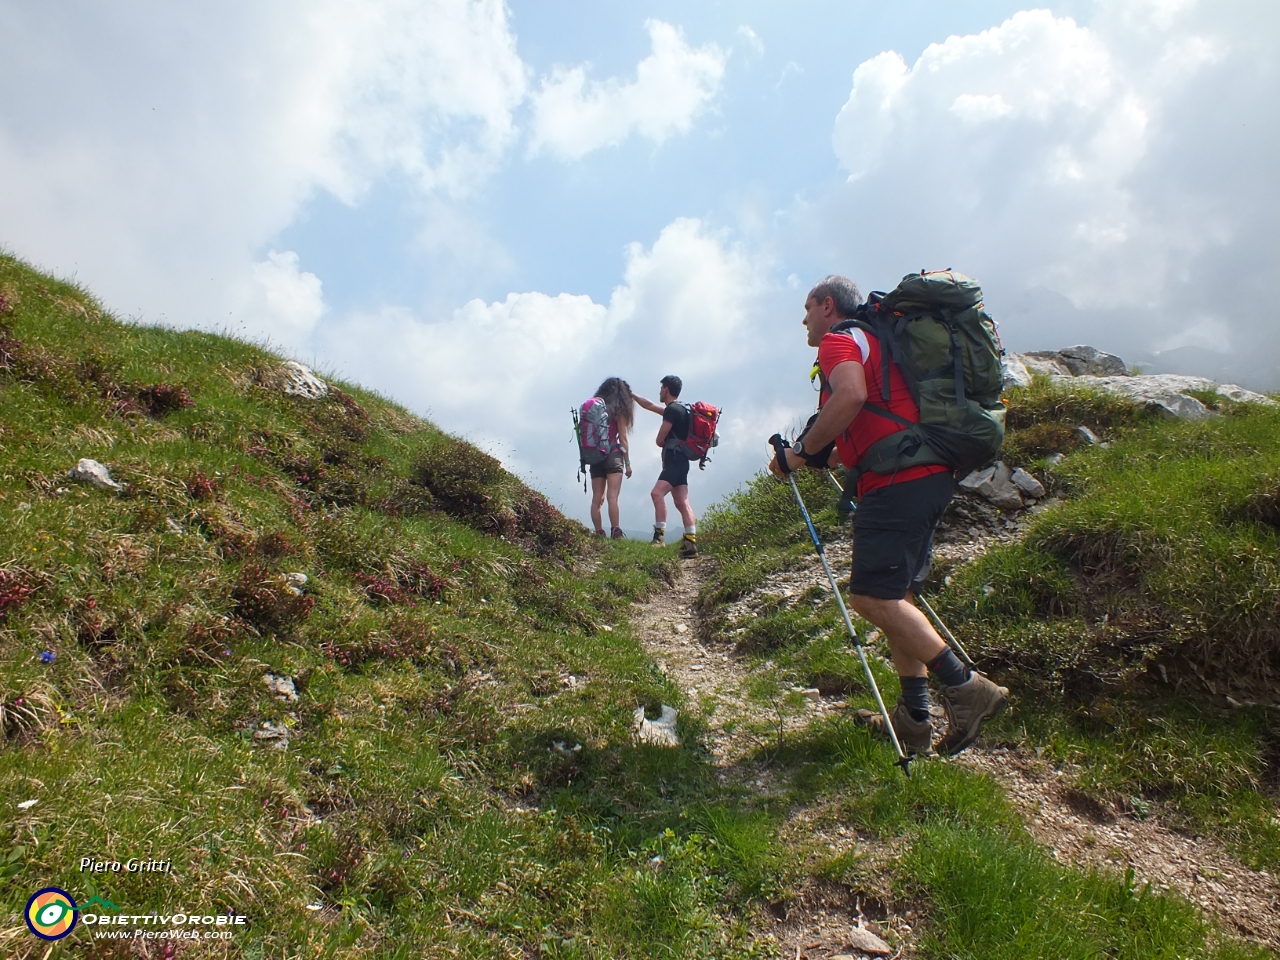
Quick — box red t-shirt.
[816,328,950,497]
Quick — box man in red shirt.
[769,275,1008,756]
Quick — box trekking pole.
[770,435,911,778]
[825,469,975,668]
[914,593,974,668]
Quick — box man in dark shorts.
[636,375,698,558]
[768,276,1008,756]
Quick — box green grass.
[2,251,1276,958]
[696,379,1279,956]
[0,253,784,958]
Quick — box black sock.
[899,676,931,722]
[927,648,970,688]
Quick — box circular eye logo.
[26,887,78,940]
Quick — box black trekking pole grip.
[768,433,792,475]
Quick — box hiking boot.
[650,528,665,547]
[856,698,935,756]
[594,528,606,537]
[610,527,625,540]
[678,534,698,558]
[937,671,1008,756]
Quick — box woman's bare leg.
[590,476,606,533]
[606,472,624,530]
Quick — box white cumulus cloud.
[0,0,526,336]
[529,20,726,160]
[816,3,1279,386]
[247,251,327,348]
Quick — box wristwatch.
[792,440,806,458]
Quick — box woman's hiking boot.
[650,527,665,547]
[610,527,625,540]
[678,534,698,558]
[856,698,935,756]
[937,671,1008,756]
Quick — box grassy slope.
[0,254,774,959]
[697,386,1279,958]
[1,251,1275,959]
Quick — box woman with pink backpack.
[575,377,635,538]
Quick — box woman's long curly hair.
[594,377,635,430]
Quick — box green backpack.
[836,270,1006,480]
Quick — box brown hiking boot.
[856,698,935,756]
[937,671,1008,756]
[677,534,697,558]
[650,528,665,547]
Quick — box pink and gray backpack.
[573,397,613,486]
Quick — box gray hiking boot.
[856,698,935,756]
[650,527,665,547]
[937,671,1008,756]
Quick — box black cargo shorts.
[849,470,954,600]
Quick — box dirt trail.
[631,548,1280,955]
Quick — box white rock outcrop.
[280,361,329,399]
[958,461,1025,510]
[1082,374,1272,419]
[1003,348,1274,420]
[633,704,680,747]
[1010,468,1046,499]
[263,673,299,702]
[67,458,122,492]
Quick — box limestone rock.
[959,461,1024,510]
[1018,346,1128,378]
[254,720,290,750]
[1083,374,1274,419]
[1058,345,1130,377]
[1010,468,1046,499]
[1015,352,1074,378]
[264,673,298,702]
[843,925,893,956]
[67,458,122,492]
[1001,353,1032,390]
[280,361,329,399]
[1004,348,1274,421]
[634,704,679,747]
[282,572,308,597]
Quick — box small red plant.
[184,470,218,500]
[0,570,34,618]
[231,563,314,635]
[136,383,194,418]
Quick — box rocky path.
[631,545,1280,955]
[960,749,1280,950]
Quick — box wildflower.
[40,650,55,664]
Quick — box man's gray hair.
[808,276,863,318]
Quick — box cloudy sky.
[2,1,1277,531]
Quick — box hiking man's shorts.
[850,470,954,600]
[658,451,690,488]
[589,450,626,479]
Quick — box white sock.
[684,525,697,536]
[654,522,666,531]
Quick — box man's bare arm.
[655,421,673,447]
[633,394,665,415]
[771,360,866,475]
[802,360,866,450]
